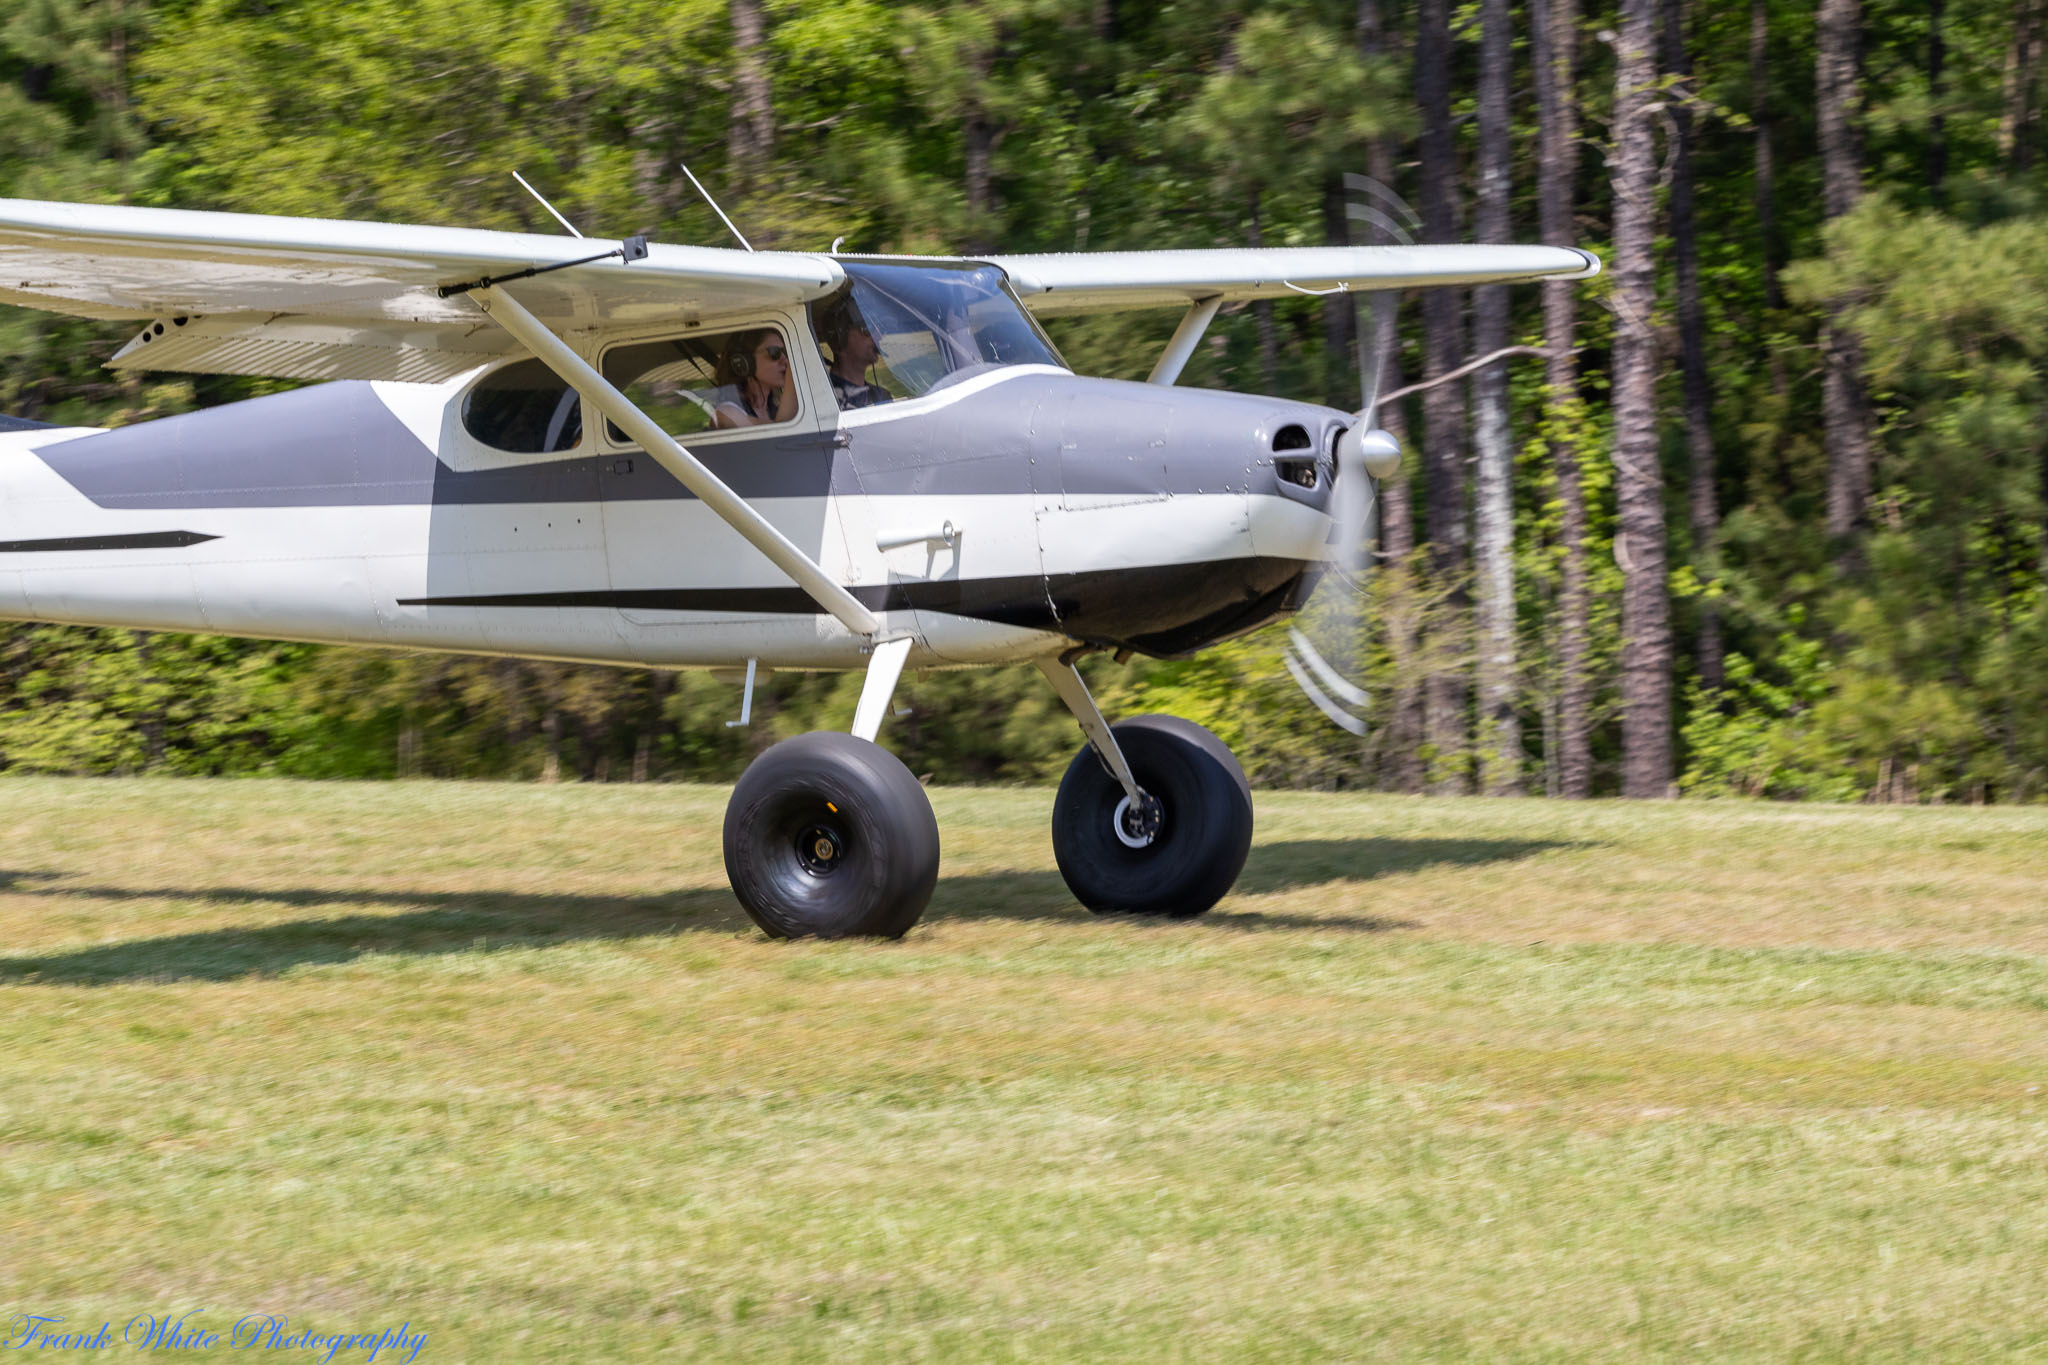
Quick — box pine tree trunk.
[132,631,164,767]
[1533,0,1591,798]
[1751,0,1782,310]
[1417,0,1469,794]
[1473,0,1520,795]
[398,721,423,780]
[107,0,132,139]
[1929,0,1949,200]
[1611,0,1674,798]
[1249,192,1280,393]
[1357,0,1425,793]
[1367,259,1423,795]
[727,0,773,191]
[2039,438,2048,584]
[1368,294,1423,795]
[1818,0,1866,261]
[541,708,562,783]
[1666,0,1724,691]
[1819,0,1877,559]
[965,111,1001,252]
[1323,174,1357,410]
[2001,0,2042,170]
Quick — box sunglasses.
[761,344,786,362]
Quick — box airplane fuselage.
[0,363,1343,673]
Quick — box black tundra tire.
[723,731,940,939]
[1050,715,1253,918]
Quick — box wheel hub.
[1111,792,1164,849]
[796,822,846,875]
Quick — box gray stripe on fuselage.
[37,383,441,509]
[34,382,846,509]
[33,373,1338,510]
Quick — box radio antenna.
[678,162,754,252]
[512,171,585,239]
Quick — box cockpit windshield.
[816,261,1066,401]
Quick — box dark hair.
[714,329,781,386]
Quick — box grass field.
[1,778,2045,1361]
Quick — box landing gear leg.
[1034,658,1151,820]
[1036,659,1254,918]
[722,639,937,939]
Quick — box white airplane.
[0,197,1597,938]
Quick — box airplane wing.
[985,245,1601,316]
[0,198,842,383]
[0,198,1599,381]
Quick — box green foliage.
[1680,626,1863,802]
[139,0,729,228]
[0,628,317,775]
[1175,10,1399,198]
[1781,198,2048,800]
[2,0,2048,797]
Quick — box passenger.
[819,298,893,410]
[711,330,798,428]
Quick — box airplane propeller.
[1278,174,1415,740]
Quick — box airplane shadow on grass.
[0,835,1575,985]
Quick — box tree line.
[1,0,2044,800]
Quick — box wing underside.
[109,316,522,385]
[0,198,842,383]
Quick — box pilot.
[818,297,892,410]
[711,329,798,428]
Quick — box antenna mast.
[678,162,755,252]
[511,171,586,239]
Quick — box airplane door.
[593,320,869,665]
[597,419,861,664]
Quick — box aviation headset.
[722,329,780,383]
[817,294,869,352]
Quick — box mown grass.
[1,778,2045,1361]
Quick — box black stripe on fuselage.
[397,576,1059,630]
[0,530,218,553]
[396,558,1322,658]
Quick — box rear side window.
[462,359,582,453]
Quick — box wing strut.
[1145,295,1223,386]
[474,285,881,640]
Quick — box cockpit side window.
[600,324,800,442]
[461,359,582,454]
[832,261,1066,400]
